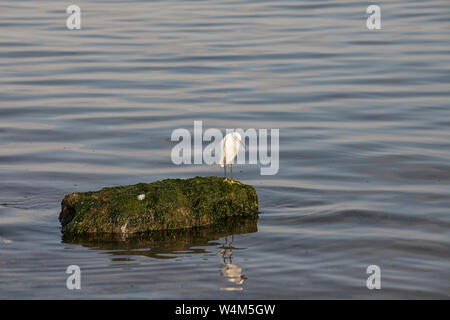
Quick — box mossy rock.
[59,176,258,234]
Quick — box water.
[0,0,449,299]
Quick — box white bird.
[220,132,245,181]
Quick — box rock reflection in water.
[61,216,258,262]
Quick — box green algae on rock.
[59,176,258,234]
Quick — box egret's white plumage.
[220,132,241,167]
[220,132,243,181]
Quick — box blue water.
[0,0,449,299]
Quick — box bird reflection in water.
[218,235,246,291]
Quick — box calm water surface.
[0,0,449,299]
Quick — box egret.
[220,132,245,181]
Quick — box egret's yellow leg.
[230,164,233,181]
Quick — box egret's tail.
[219,148,226,167]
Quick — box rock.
[59,176,258,234]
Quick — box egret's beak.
[233,136,248,150]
